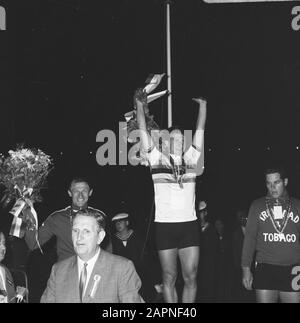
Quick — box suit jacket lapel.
[83,250,106,303]
[65,257,80,303]
[4,267,15,303]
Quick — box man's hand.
[134,88,147,106]
[0,295,7,303]
[192,97,207,105]
[136,87,152,151]
[242,267,253,290]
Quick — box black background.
[1,1,300,300]
[1,0,300,218]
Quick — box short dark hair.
[69,177,92,191]
[72,210,106,231]
[264,166,287,180]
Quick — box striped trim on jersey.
[152,177,196,184]
[147,145,201,223]
[148,145,200,182]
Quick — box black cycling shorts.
[253,263,300,292]
[155,220,200,251]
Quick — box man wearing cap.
[24,177,110,262]
[41,210,144,303]
[111,213,147,264]
[111,212,162,302]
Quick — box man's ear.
[89,189,93,197]
[284,178,288,187]
[68,190,72,197]
[98,230,106,245]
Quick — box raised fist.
[134,88,147,105]
[192,97,207,105]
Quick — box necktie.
[79,263,88,302]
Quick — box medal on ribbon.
[265,198,291,234]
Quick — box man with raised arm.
[136,88,207,303]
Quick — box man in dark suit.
[0,231,16,303]
[41,209,144,303]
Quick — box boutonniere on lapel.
[0,289,8,303]
[89,274,101,299]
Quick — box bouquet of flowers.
[0,146,53,239]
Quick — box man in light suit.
[41,209,144,303]
[0,231,16,303]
